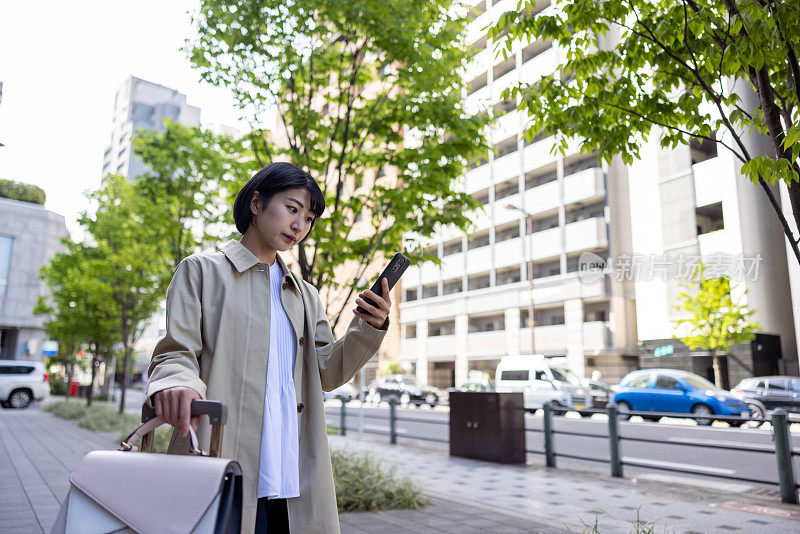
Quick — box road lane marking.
[623,456,736,475]
[666,437,774,451]
[722,502,800,520]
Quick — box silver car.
[0,360,50,409]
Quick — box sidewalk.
[328,434,800,533]
[3,406,799,533]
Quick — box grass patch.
[331,449,429,513]
[43,399,172,453]
[327,423,340,435]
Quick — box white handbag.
[49,400,242,534]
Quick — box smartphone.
[356,253,411,316]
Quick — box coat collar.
[220,240,301,292]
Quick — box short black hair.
[233,162,325,237]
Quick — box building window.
[404,324,417,339]
[564,153,599,177]
[566,201,605,223]
[496,266,521,285]
[468,155,488,169]
[696,201,724,235]
[470,36,487,55]
[493,98,516,118]
[494,135,518,158]
[493,56,516,80]
[495,222,520,242]
[533,259,560,279]
[443,239,463,256]
[523,128,549,146]
[522,39,553,63]
[422,283,438,299]
[521,307,565,326]
[494,178,519,201]
[691,135,718,164]
[567,250,607,272]
[525,166,557,188]
[0,235,13,299]
[468,73,487,95]
[429,320,456,336]
[443,278,463,295]
[469,314,505,333]
[468,231,490,249]
[468,273,490,290]
[584,301,609,322]
[473,189,490,206]
[405,288,418,302]
[423,245,438,259]
[529,214,560,233]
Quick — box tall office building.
[101,76,201,179]
[399,0,639,388]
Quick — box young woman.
[145,162,391,533]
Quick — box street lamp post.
[506,204,535,354]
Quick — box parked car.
[731,376,800,426]
[612,369,750,426]
[495,355,592,415]
[0,360,49,409]
[444,379,495,402]
[367,375,440,407]
[323,382,357,403]
[586,380,613,411]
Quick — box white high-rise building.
[399,0,799,389]
[399,0,639,388]
[101,76,201,179]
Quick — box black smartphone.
[356,253,411,316]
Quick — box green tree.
[189,0,490,326]
[674,264,760,388]
[133,120,252,270]
[80,176,172,413]
[492,0,800,264]
[35,241,117,406]
[379,359,405,377]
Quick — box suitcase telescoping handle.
[138,399,228,457]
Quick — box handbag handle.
[119,417,206,455]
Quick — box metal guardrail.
[329,398,449,446]
[527,402,799,504]
[325,397,799,505]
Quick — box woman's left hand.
[354,278,391,330]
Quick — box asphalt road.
[324,401,800,495]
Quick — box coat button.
[297,402,304,413]
[299,337,305,346]
[282,282,288,290]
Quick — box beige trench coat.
[145,240,386,533]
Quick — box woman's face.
[250,188,316,251]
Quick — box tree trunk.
[86,356,100,407]
[711,349,723,389]
[118,347,131,415]
[65,362,74,399]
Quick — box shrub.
[43,399,87,419]
[0,178,46,205]
[49,379,67,396]
[331,449,429,513]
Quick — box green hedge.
[0,178,46,205]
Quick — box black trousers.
[255,498,290,533]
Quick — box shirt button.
[299,337,305,346]
[297,403,304,413]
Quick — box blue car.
[612,369,750,426]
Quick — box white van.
[495,355,591,414]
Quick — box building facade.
[398,0,640,389]
[0,197,68,360]
[101,76,201,180]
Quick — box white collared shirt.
[256,260,300,499]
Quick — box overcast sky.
[0,1,248,238]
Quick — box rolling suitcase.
[50,400,242,534]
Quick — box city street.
[325,401,800,495]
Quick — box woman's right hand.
[153,386,202,438]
